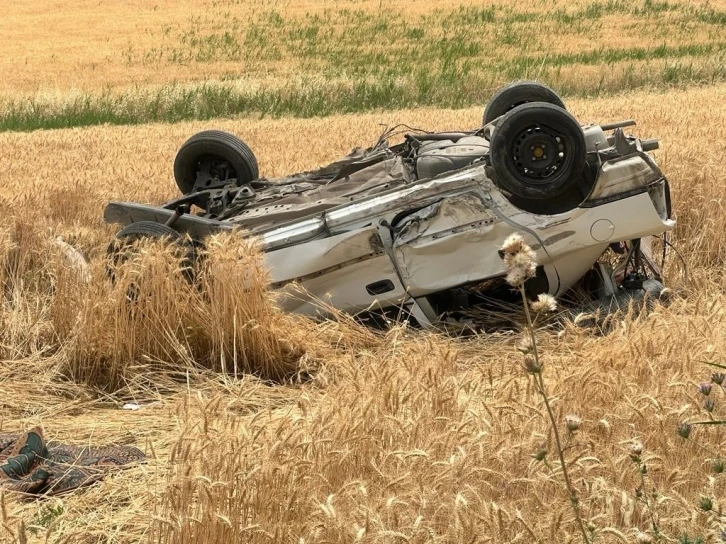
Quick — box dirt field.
[0,83,725,543]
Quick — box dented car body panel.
[256,151,672,316]
[105,115,675,325]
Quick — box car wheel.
[107,221,196,282]
[173,130,259,195]
[483,81,566,125]
[489,102,586,201]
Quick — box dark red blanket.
[0,427,145,496]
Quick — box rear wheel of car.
[173,130,259,195]
[489,102,586,202]
[107,221,196,282]
[483,81,566,125]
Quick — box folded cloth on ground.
[0,427,145,496]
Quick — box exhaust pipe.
[600,119,637,131]
[641,139,659,151]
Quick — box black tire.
[173,130,259,195]
[483,81,566,125]
[107,221,196,282]
[489,102,586,201]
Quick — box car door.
[264,226,408,316]
[391,192,506,297]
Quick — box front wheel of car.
[173,130,259,195]
[489,102,586,202]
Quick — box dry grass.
[0,84,725,542]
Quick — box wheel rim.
[510,123,570,184]
[505,100,530,113]
[194,155,237,189]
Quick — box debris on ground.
[0,427,144,496]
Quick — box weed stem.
[519,285,591,544]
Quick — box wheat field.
[2,0,725,129]
[1,0,726,541]
[3,0,724,94]
[0,83,724,543]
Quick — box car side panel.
[265,226,407,315]
[392,189,674,298]
[274,255,407,315]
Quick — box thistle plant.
[499,233,592,544]
[677,366,725,462]
[629,440,663,541]
[677,361,726,538]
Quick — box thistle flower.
[565,414,582,432]
[699,382,713,396]
[704,397,715,413]
[712,458,724,474]
[677,422,692,439]
[699,496,713,512]
[499,233,537,287]
[516,337,533,354]
[531,293,558,313]
[499,233,526,255]
[712,372,725,386]
[522,354,542,374]
[629,441,644,461]
[533,445,548,461]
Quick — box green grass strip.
[1,53,724,132]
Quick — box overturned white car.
[104,81,675,327]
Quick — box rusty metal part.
[165,204,189,228]
[600,119,636,131]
